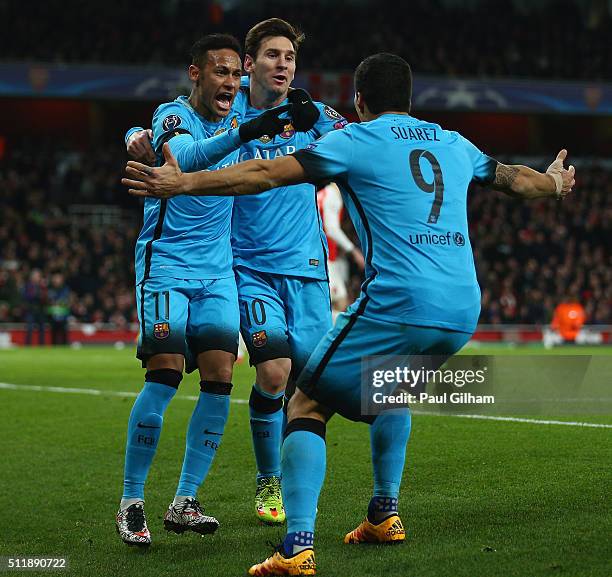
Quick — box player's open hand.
[127,129,156,165]
[123,143,184,198]
[546,149,576,200]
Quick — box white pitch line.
[0,382,248,404]
[410,410,612,428]
[1,382,611,428]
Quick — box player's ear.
[354,92,365,115]
[243,53,255,73]
[188,64,200,83]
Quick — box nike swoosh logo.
[204,429,223,436]
[137,422,160,429]
[301,101,308,105]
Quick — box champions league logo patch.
[279,122,296,139]
[252,330,267,348]
[153,322,170,339]
[162,115,182,132]
[323,105,342,120]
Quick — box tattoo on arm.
[493,163,520,190]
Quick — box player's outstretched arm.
[492,149,575,200]
[126,104,294,173]
[123,142,307,198]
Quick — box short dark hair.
[190,33,242,68]
[354,53,412,115]
[245,18,305,59]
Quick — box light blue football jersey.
[293,113,497,333]
[231,88,348,279]
[135,96,241,284]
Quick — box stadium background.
[1,2,611,576]
[0,0,610,348]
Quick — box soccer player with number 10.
[124,52,575,575]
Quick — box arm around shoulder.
[124,144,307,199]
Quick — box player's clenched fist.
[126,129,156,165]
[288,88,320,131]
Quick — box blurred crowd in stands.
[0,144,137,343]
[1,0,610,81]
[470,163,611,325]
[0,145,609,338]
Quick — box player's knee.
[202,365,233,383]
[286,388,330,423]
[197,350,235,383]
[256,359,291,394]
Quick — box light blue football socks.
[368,408,411,522]
[175,380,232,497]
[123,376,179,500]
[249,384,284,480]
[281,419,327,554]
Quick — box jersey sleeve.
[310,102,349,138]
[125,126,145,144]
[152,103,242,172]
[152,102,194,151]
[292,128,354,182]
[458,134,497,185]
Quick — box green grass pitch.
[1,346,611,576]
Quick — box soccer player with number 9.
[123,52,575,575]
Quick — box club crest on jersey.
[214,116,239,135]
[279,122,296,139]
[162,115,182,132]
[252,330,267,348]
[153,322,170,339]
[324,105,342,120]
